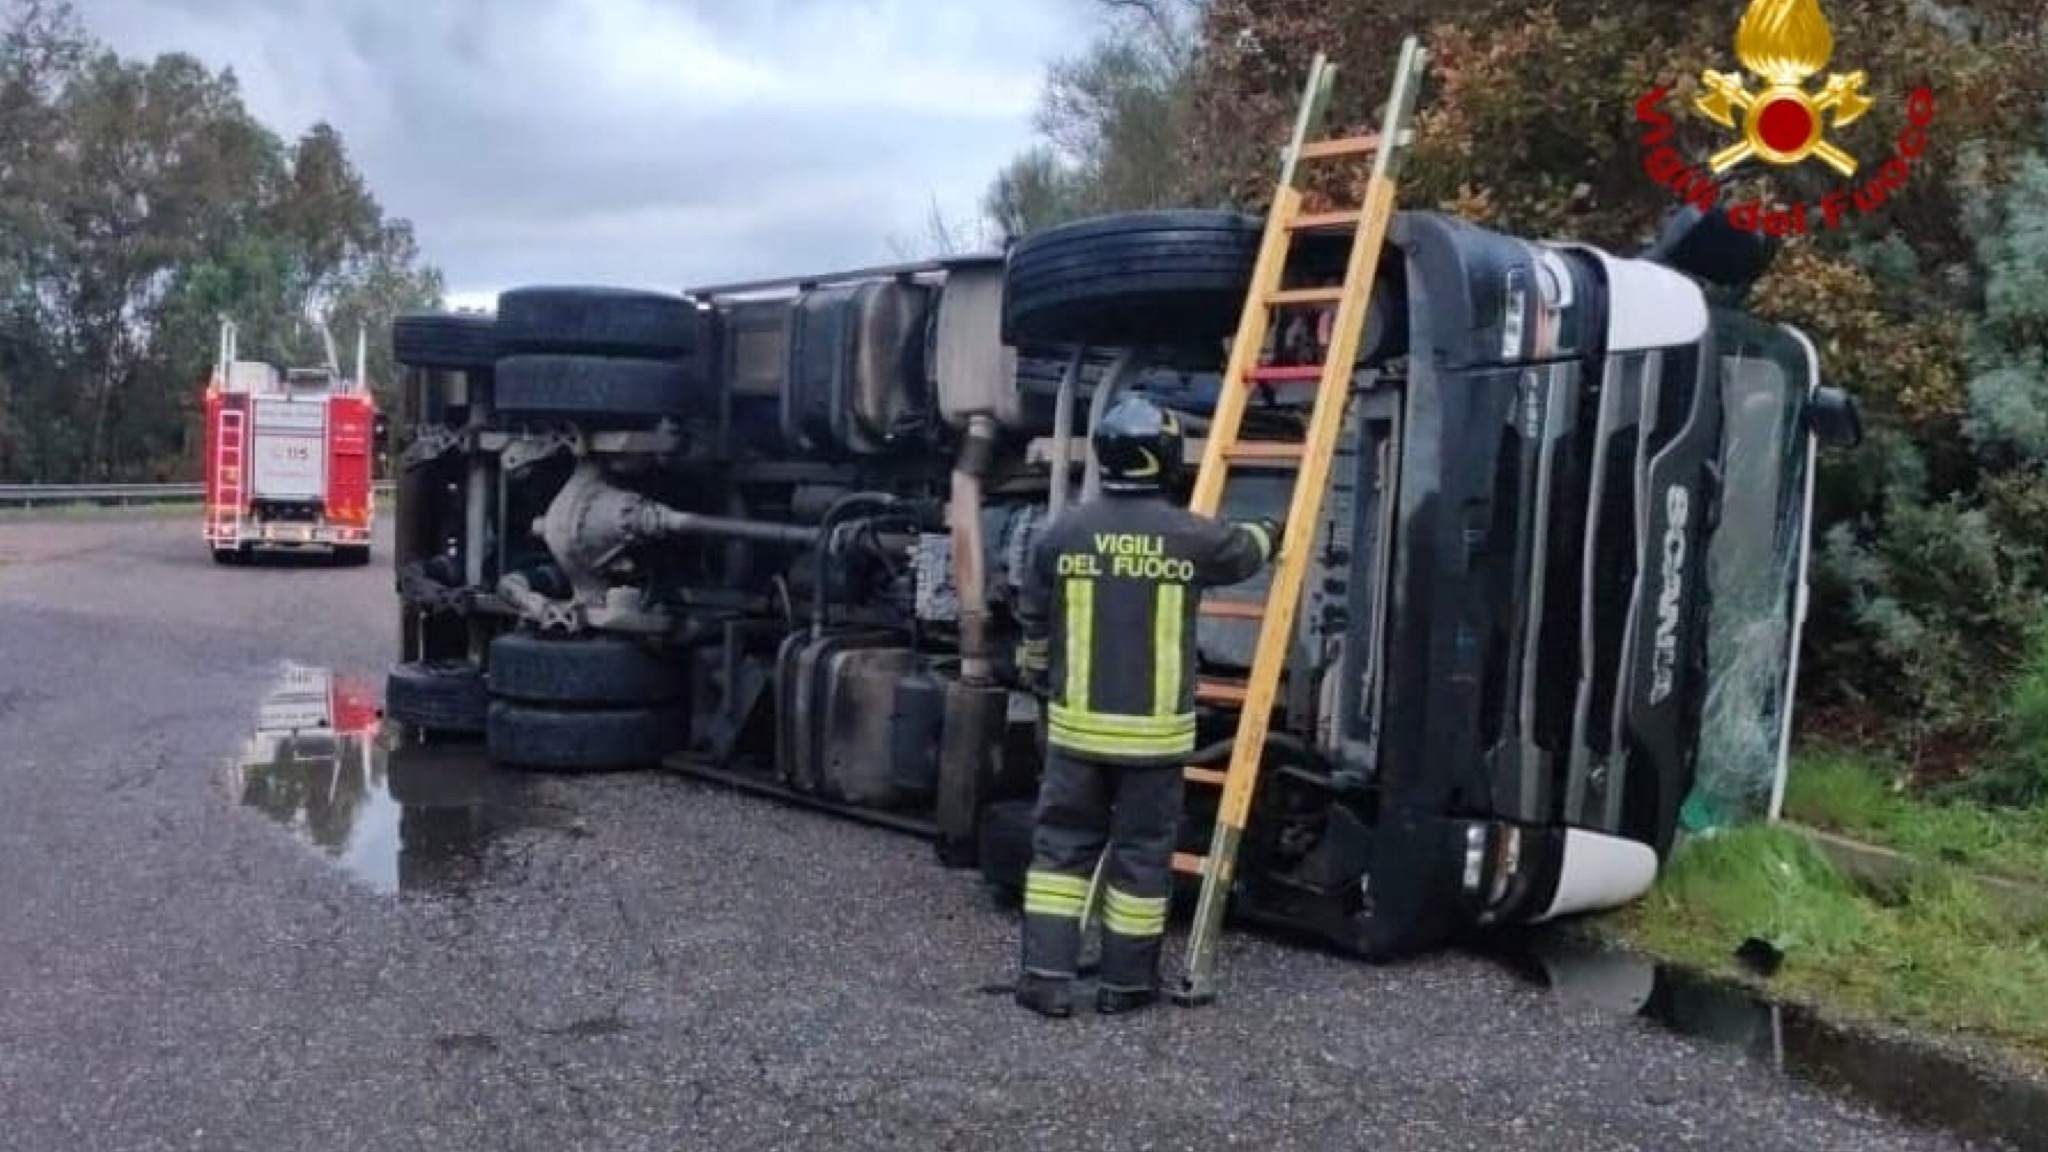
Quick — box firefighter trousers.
[1021,750,1183,993]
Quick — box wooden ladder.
[1173,37,1429,1006]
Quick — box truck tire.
[497,287,704,359]
[386,661,489,736]
[333,545,372,567]
[1003,211,1263,348]
[393,312,499,373]
[976,799,1035,904]
[495,355,708,423]
[487,632,684,707]
[487,701,684,772]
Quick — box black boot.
[1095,986,1159,1016]
[1015,973,1074,1019]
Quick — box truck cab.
[1231,213,1847,955]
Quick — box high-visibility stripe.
[1025,893,1086,919]
[1102,887,1169,936]
[1047,719,1196,758]
[1048,723,1196,759]
[1025,871,1092,899]
[1246,522,1276,561]
[1104,888,1168,917]
[1153,583,1184,716]
[1047,704,1196,739]
[1024,871,1089,919]
[1101,910,1167,934]
[1063,578,1094,710]
[1102,913,1167,936]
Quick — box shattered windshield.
[1682,315,1818,832]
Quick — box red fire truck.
[203,321,376,565]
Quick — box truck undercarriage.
[386,207,1857,960]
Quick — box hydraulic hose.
[1079,349,1140,503]
[1047,347,1084,522]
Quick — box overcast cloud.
[76,0,1096,305]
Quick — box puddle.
[1502,933,2048,1150]
[229,663,534,894]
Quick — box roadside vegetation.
[0,0,441,486]
[1785,627,2048,885]
[1616,633,2048,1063]
[1788,749,2048,889]
[1616,824,2048,1066]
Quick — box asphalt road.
[0,516,1990,1151]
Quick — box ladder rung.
[1198,679,1249,707]
[1224,442,1306,465]
[1244,365,1327,386]
[1200,599,1266,621]
[1173,853,1208,876]
[1266,288,1345,308]
[1290,210,1362,231]
[1185,767,1230,787]
[1298,134,1380,161]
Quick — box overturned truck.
[386,207,1859,959]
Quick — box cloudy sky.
[76,0,1098,306]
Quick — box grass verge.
[1786,748,2048,888]
[1610,824,2048,1067]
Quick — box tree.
[981,0,1214,238]
[984,147,1085,239]
[0,0,441,481]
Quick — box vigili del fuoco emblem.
[1696,0,1874,176]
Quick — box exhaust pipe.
[951,415,1000,685]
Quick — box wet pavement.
[229,664,566,896]
[0,515,2022,1150]
[1504,935,2048,1151]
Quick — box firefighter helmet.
[1094,397,1183,493]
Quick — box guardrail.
[0,481,395,508]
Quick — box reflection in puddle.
[1506,934,2048,1150]
[230,663,526,894]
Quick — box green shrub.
[1814,500,2044,739]
[1967,365,2048,464]
[1785,748,1902,831]
[1960,628,2048,806]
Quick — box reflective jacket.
[1019,494,1276,766]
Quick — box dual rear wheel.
[386,632,685,773]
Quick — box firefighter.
[1014,396,1280,1018]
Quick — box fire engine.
[203,320,377,565]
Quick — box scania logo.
[1651,485,1691,706]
